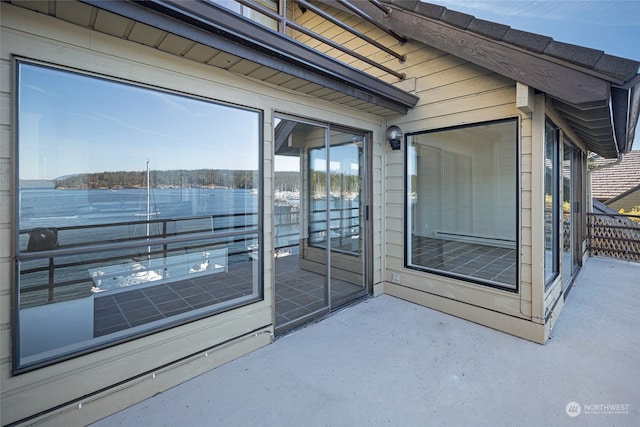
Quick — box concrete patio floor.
[92,257,640,427]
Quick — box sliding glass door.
[323,129,367,308]
[562,141,583,289]
[274,116,368,333]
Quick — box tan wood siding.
[291,1,546,338]
[0,5,383,425]
[383,42,539,330]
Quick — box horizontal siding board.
[0,59,10,93]
[387,283,543,343]
[386,176,403,191]
[405,53,468,81]
[384,269,528,313]
[415,63,494,93]
[420,74,514,105]
[402,105,521,133]
[522,190,532,209]
[385,189,404,205]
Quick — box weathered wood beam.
[356,2,610,105]
[516,82,534,113]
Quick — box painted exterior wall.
[1,1,596,424]
[294,3,591,344]
[540,97,590,332]
[381,42,542,342]
[608,192,640,213]
[0,4,385,425]
[291,4,544,340]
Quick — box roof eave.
[81,0,419,114]
[362,1,639,157]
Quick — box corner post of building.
[529,91,547,327]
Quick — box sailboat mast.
[146,161,151,260]
[146,161,150,231]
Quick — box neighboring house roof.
[591,150,640,202]
[592,199,619,215]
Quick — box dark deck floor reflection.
[94,262,254,337]
[274,254,365,329]
[411,236,516,287]
[94,253,365,337]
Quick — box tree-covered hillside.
[55,169,259,190]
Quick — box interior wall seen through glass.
[406,119,518,290]
[16,62,262,370]
[273,117,367,333]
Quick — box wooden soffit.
[7,0,418,116]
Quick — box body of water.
[17,187,260,306]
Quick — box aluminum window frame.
[544,118,561,288]
[404,118,520,292]
[12,58,265,373]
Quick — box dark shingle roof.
[388,0,639,84]
[591,151,640,201]
[377,0,639,158]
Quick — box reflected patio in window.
[16,61,263,370]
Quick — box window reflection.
[406,119,518,290]
[544,120,560,285]
[207,0,278,30]
[16,62,262,370]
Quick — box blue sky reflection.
[19,63,260,180]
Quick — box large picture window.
[15,61,262,371]
[406,119,518,290]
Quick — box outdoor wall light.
[386,125,403,150]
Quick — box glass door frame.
[326,124,371,308]
[273,113,372,334]
[561,139,583,291]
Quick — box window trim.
[12,58,265,373]
[403,117,520,293]
[544,118,561,288]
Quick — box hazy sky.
[19,63,261,180]
[432,0,639,60]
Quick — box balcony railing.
[18,213,259,307]
[587,212,640,262]
[18,203,360,307]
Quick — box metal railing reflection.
[19,203,362,306]
[18,213,259,306]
